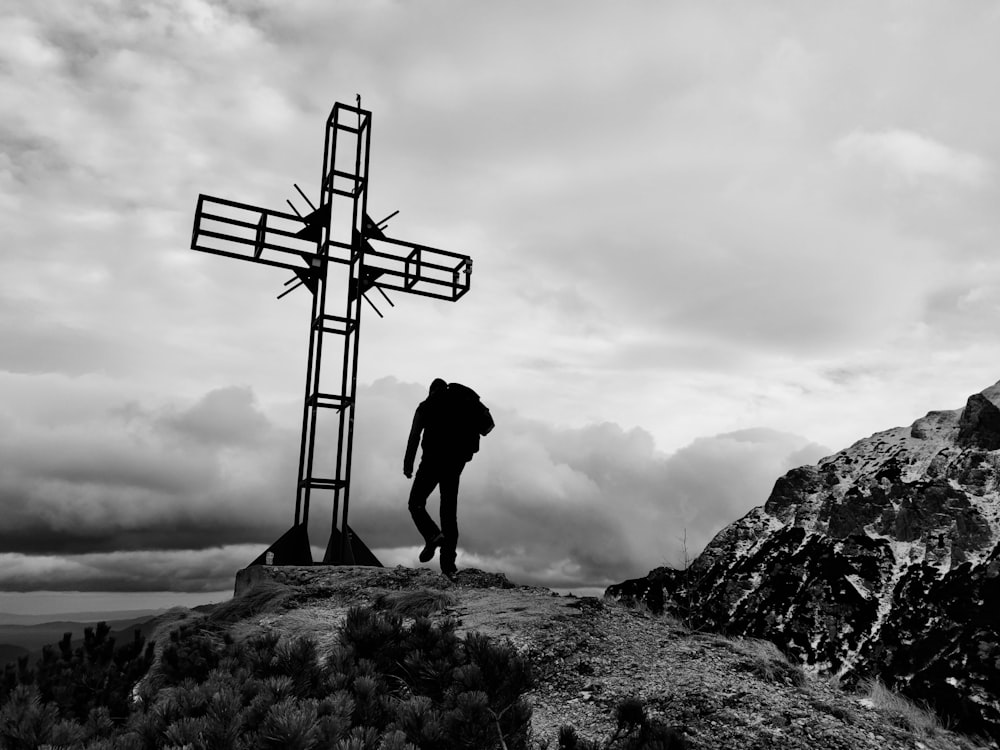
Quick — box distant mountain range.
[0,616,158,656]
[607,381,1000,743]
[0,609,165,626]
[0,606,216,668]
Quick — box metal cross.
[190,101,472,566]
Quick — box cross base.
[249,523,383,567]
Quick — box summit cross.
[190,100,473,566]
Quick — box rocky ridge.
[607,382,1000,744]
[206,564,991,749]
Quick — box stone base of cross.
[190,101,472,566]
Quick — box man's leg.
[408,460,442,543]
[437,459,466,574]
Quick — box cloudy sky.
[3,1,1000,612]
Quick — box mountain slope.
[212,564,990,749]
[607,382,1000,743]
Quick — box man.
[404,378,494,575]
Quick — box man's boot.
[419,533,444,563]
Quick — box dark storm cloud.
[0,514,271,557]
[346,379,830,588]
[159,386,272,447]
[0,548,258,593]
[0,384,294,557]
[0,378,827,591]
[653,428,830,558]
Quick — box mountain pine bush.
[0,684,60,750]
[0,603,535,750]
[0,620,154,728]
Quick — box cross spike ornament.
[190,101,473,567]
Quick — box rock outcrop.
[607,382,1000,744]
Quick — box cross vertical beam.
[295,102,372,564]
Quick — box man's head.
[429,378,448,395]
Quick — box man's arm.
[403,405,423,478]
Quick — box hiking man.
[404,378,494,575]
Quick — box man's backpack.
[448,382,494,436]
[426,383,494,460]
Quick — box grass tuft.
[861,678,942,737]
[208,581,296,624]
[372,588,457,618]
[725,637,807,688]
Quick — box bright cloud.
[835,129,991,187]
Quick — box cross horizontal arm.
[359,232,472,302]
[191,194,319,271]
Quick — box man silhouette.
[404,378,493,575]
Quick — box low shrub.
[0,604,534,750]
[1,620,154,725]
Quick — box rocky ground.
[213,564,992,750]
